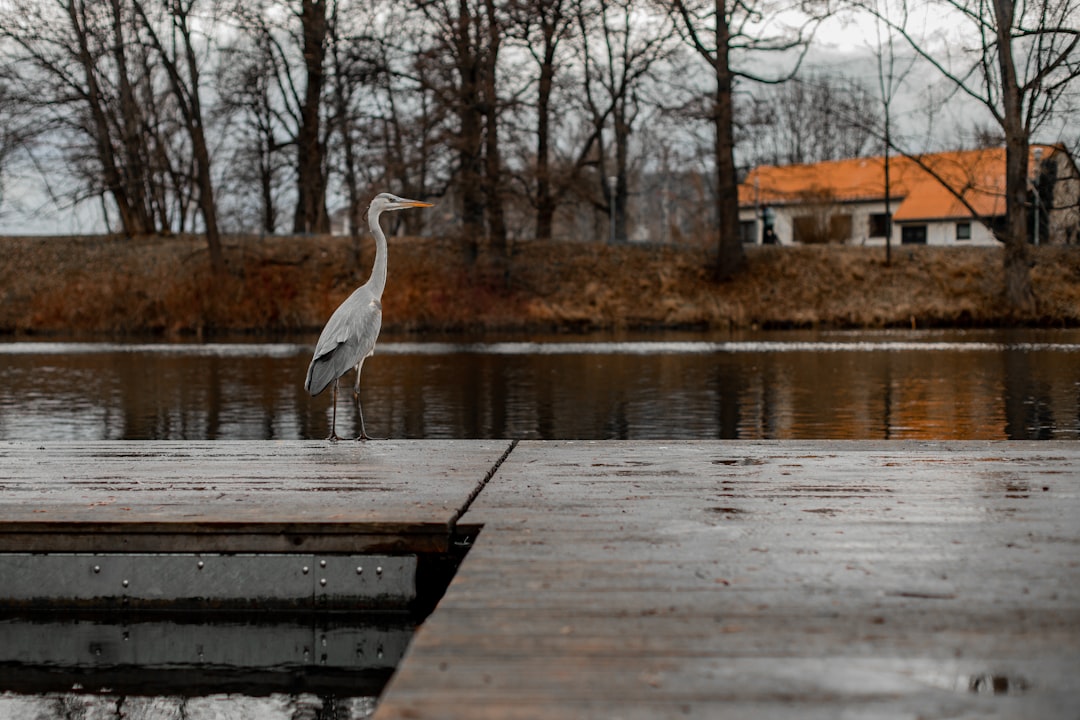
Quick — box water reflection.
[0,611,401,719]
[0,691,376,719]
[1,331,1078,440]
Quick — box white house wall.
[740,201,999,246]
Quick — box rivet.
[121,579,129,588]
[356,566,363,575]
[319,560,327,568]
[302,566,310,575]
[376,566,383,575]
[93,565,101,574]
[320,578,327,586]
[197,561,204,570]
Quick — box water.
[1,329,1078,440]
[0,611,401,719]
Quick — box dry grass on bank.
[1,233,1078,336]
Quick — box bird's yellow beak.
[407,201,434,208]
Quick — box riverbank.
[2,234,1078,335]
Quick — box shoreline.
[3,234,1078,336]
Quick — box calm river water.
[2,329,1078,441]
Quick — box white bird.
[305,192,433,440]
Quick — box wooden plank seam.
[446,439,519,544]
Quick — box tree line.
[0,0,1077,309]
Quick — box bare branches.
[854,0,1080,310]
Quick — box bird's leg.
[355,394,370,441]
[353,362,373,441]
[327,379,343,442]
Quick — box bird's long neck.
[367,205,389,299]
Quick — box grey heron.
[304,192,433,440]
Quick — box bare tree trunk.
[993,0,1034,313]
[482,0,506,254]
[711,4,743,280]
[455,1,486,259]
[535,48,555,239]
[191,129,224,274]
[292,0,329,234]
[260,133,276,234]
[883,125,892,266]
[612,99,629,243]
[108,0,155,233]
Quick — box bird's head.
[371,192,434,213]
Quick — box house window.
[956,222,971,241]
[739,220,757,244]
[869,213,889,238]
[901,225,928,245]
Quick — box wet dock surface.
[0,440,511,553]
[1,440,1078,718]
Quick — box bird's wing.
[304,288,383,396]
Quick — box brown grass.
[1,233,1077,336]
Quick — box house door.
[901,225,928,244]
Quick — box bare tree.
[860,0,1080,312]
[868,0,916,266]
[0,0,228,275]
[216,30,288,235]
[326,0,368,268]
[416,0,508,259]
[364,24,446,209]
[740,73,880,166]
[0,77,32,218]
[577,0,678,244]
[226,0,333,235]
[506,0,576,239]
[0,1,156,234]
[131,0,225,274]
[671,0,822,280]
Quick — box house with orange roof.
[737,145,1079,247]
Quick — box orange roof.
[739,145,1058,222]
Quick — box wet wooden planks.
[375,441,1080,719]
[0,440,512,553]
[1,439,1078,716]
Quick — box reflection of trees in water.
[1003,350,1056,440]
[1,341,1079,440]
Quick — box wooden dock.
[2,440,1079,717]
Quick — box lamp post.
[608,175,618,244]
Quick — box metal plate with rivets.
[0,553,416,609]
